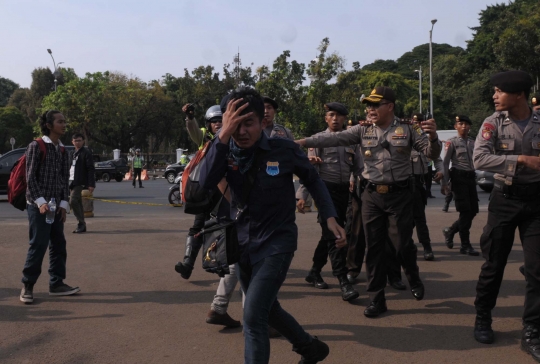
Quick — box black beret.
[262,96,278,110]
[324,102,348,116]
[362,86,396,104]
[412,113,424,122]
[455,115,472,124]
[219,93,232,113]
[490,71,533,94]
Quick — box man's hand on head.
[219,99,253,145]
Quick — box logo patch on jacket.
[266,161,279,176]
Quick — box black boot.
[442,224,458,249]
[293,336,329,364]
[338,275,359,301]
[474,311,494,344]
[522,324,540,363]
[305,269,329,289]
[174,235,202,279]
[442,201,450,212]
[460,242,480,256]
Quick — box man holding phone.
[296,86,441,317]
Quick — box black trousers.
[312,182,349,277]
[345,188,402,282]
[449,171,479,243]
[413,176,431,249]
[474,189,540,325]
[362,186,419,301]
[424,168,433,196]
[132,168,142,186]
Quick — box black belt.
[494,180,540,198]
[365,180,409,194]
[322,180,350,193]
[450,168,476,179]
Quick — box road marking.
[84,197,182,207]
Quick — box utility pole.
[429,19,437,117]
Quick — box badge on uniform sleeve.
[445,141,451,150]
[266,161,280,176]
[412,123,423,135]
[482,129,492,140]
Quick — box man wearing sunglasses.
[296,86,441,317]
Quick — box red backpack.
[7,138,64,211]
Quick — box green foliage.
[0,107,33,153]
[0,77,19,107]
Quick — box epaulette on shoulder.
[400,119,412,125]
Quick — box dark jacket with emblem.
[473,110,540,184]
[200,133,337,264]
[69,147,95,189]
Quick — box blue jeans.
[22,204,67,286]
[238,253,312,364]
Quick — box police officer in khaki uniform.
[297,102,362,301]
[410,113,437,261]
[262,96,294,139]
[441,115,480,256]
[296,86,442,317]
[472,71,540,363]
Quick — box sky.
[0,0,507,88]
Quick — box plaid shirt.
[26,136,70,210]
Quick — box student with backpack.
[19,110,80,304]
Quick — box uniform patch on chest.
[266,161,280,176]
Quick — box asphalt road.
[0,180,530,363]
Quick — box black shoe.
[133,185,136,188]
[388,279,407,291]
[338,275,359,301]
[443,227,455,249]
[305,270,328,289]
[474,311,494,344]
[206,309,241,328]
[20,283,34,303]
[139,185,144,188]
[175,262,194,279]
[346,271,359,284]
[294,336,330,364]
[522,324,540,362]
[460,244,480,256]
[364,299,387,318]
[520,265,526,277]
[411,282,425,300]
[424,249,435,261]
[49,283,80,296]
[442,204,449,212]
[73,225,86,234]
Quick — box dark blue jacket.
[201,133,337,265]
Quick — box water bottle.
[46,198,56,224]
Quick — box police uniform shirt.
[411,150,429,176]
[304,117,442,184]
[264,122,294,140]
[442,136,475,186]
[296,128,363,200]
[473,110,540,184]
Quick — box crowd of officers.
[174,70,540,363]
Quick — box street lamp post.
[429,19,437,117]
[415,66,422,113]
[47,49,64,91]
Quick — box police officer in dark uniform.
[472,71,540,363]
[297,102,362,301]
[441,115,480,256]
[297,86,442,317]
[262,96,294,139]
[201,87,345,364]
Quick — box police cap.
[262,96,279,110]
[324,102,348,116]
[490,70,533,94]
[362,86,396,104]
[412,113,424,122]
[455,115,472,125]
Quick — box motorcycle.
[168,173,183,207]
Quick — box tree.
[0,107,33,153]
[0,77,19,107]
